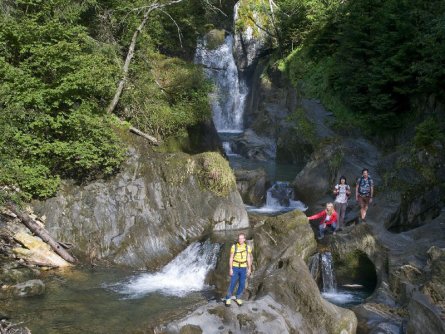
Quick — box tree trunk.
[8,204,77,264]
[106,10,151,115]
[106,1,185,146]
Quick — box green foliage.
[120,44,211,138]
[0,0,229,202]
[0,0,125,201]
[414,117,444,149]
[286,107,316,147]
[278,0,445,133]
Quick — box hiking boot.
[235,299,243,306]
[317,236,324,240]
[333,232,336,236]
[225,298,231,306]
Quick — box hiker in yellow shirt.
[225,233,252,306]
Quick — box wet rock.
[292,137,381,204]
[164,210,357,333]
[233,0,270,72]
[0,319,31,334]
[234,168,268,206]
[231,129,276,161]
[1,279,45,299]
[33,137,249,269]
[353,303,405,334]
[179,324,203,334]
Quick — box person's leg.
[235,267,247,300]
[225,267,240,300]
[358,197,366,221]
[362,197,369,221]
[318,224,325,239]
[332,222,337,234]
[334,202,341,228]
[340,203,347,228]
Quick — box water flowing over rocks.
[33,137,248,269]
[162,210,357,334]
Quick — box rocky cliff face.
[289,98,445,333]
[33,137,249,269]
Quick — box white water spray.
[110,241,220,298]
[248,181,307,214]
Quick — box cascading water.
[109,241,220,298]
[194,34,247,133]
[309,252,370,307]
[247,181,307,214]
[320,252,337,292]
[222,141,239,157]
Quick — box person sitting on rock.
[308,202,338,239]
[355,168,374,223]
[333,176,351,230]
[225,233,252,307]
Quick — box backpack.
[357,176,373,196]
[233,242,250,265]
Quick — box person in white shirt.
[333,176,351,230]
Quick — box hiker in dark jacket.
[356,168,374,223]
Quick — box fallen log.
[7,204,76,264]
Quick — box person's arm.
[229,251,234,276]
[333,185,339,195]
[308,210,324,221]
[247,251,252,276]
[370,185,374,203]
[346,185,351,196]
[355,182,359,201]
[332,211,338,224]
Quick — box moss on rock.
[204,29,226,50]
[194,152,236,197]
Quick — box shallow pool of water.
[322,288,372,308]
[3,267,210,334]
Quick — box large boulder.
[231,128,276,161]
[163,210,357,333]
[234,168,268,206]
[292,137,381,205]
[33,138,249,269]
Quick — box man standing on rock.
[356,168,374,223]
[225,233,252,306]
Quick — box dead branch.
[107,0,185,145]
[7,204,76,264]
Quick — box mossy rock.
[194,152,236,197]
[204,29,226,50]
[235,0,270,38]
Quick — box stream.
[3,242,219,333]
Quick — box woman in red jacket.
[308,202,338,239]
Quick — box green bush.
[120,46,211,138]
[414,117,444,149]
[0,0,125,201]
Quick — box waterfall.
[110,241,220,298]
[308,252,337,292]
[248,181,307,214]
[194,34,247,133]
[309,252,367,306]
[308,253,320,282]
[320,252,337,293]
[222,141,239,157]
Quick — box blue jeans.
[319,223,337,238]
[226,266,247,299]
